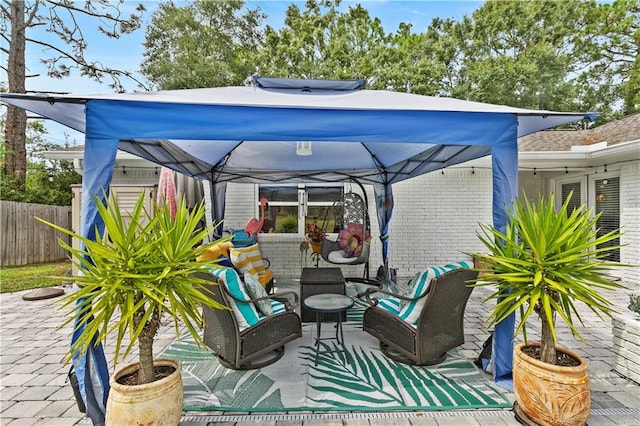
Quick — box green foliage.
[252,0,635,117]
[254,0,389,82]
[574,0,640,116]
[277,214,298,233]
[471,193,630,364]
[141,0,263,89]
[36,192,229,384]
[0,120,81,206]
[455,0,585,110]
[629,294,640,314]
[22,1,148,91]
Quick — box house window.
[593,176,620,262]
[258,184,343,234]
[561,182,583,214]
[557,174,621,263]
[556,176,587,213]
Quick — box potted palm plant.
[471,193,629,426]
[37,192,227,425]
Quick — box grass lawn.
[0,262,72,293]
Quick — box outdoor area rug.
[160,323,511,413]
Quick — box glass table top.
[303,293,354,312]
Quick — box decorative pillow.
[398,261,471,325]
[343,235,361,258]
[209,268,260,331]
[337,223,370,257]
[230,243,273,289]
[196,241,234,262]
[326,240,370,264]
[243,273,272,316]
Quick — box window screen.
[561,182,582,215]
[594,177,620,262]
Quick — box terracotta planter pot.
[106,358,183,426]
[513,342,590,426]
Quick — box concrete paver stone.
[1,282,639,426]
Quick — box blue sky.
[16,0,484,145]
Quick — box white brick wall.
[612,313,640,383]
[221,170,493,280]
[620,162,640,288]
[387,169,492,277]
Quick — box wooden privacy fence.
[0,201,72,267]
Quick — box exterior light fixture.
[296,141,312,156]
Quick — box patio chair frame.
[196,271,302,370]
[362,268,478,366]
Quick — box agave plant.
[37,192,227,384]
[471,193,629,365]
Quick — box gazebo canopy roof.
[1,76,596,186]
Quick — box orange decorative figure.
[244,198,268,237]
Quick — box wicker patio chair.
[362,268,478,366]
[196,271,302,370]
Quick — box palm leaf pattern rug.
[161,323,510,412]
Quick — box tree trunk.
[5,0,28,191]
[539,309,557,364]
[135,307,161,385]
[137,331,156,385]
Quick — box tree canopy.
[1,0,145,195]
[141,0,264,89]
[3,0,638,206]
[140,0,637,122]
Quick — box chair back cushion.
[398,260,471,325]
[209,268,260,331]
[230,243,273,288]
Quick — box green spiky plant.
[36,192,227,385]
[471,193,630,365]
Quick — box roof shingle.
[518,112,640,152]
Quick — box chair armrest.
[221,285,299,310]
[270,290,299,310]
[363,286,428,306]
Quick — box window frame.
[256,183,344,236]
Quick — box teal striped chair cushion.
[209,268,260,331]
[398,260,472,325]
[377,297,403,315]
[258,300,287,319]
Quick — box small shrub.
[277,214,298,233]
[628,294,640,314]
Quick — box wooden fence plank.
[0,201,72,267]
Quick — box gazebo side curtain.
[490,141,519,389]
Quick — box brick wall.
[222,170,493,280]
[620,162,640,288]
